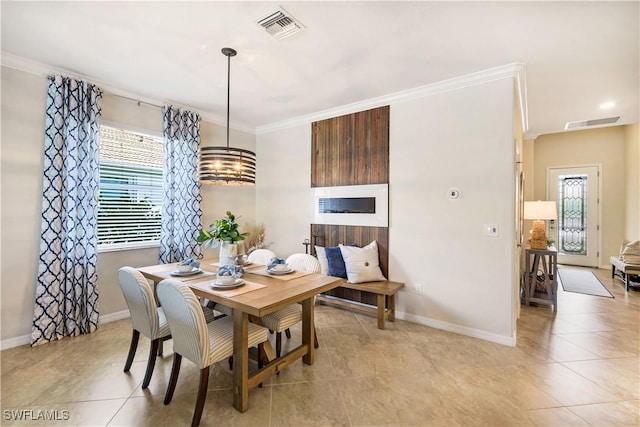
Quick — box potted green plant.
[197,211,248,264]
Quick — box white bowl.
[216,275,236,285]
[176,264,195,272]
[272,263,289,271]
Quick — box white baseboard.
[100,309,131,323]
[0,334,31,350]
[0,310,131,351]
[395,311,517,347]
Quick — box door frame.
[546,163,602,267]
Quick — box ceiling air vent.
[565,116,621,130]
[258,8,305,40]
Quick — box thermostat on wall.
[447,188,460,200]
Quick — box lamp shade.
[524,201,557,220]
[198,146,256,185]
[198,47,256,186]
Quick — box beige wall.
[624,124,639,240]
[533,126,626,267]
[522,139,535,200]
[255,124,312,258]
[256,77,519,345]
[391,78,516,343]
[1,67,48,343]
[0,66,255,346]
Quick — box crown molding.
[2,52,527,137]
[256,62,528,135]
[0,52,256,135]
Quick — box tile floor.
[1,267,639,426]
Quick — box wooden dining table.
[137,258,342,412]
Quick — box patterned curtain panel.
[160,106,203,263]
[32,76,103,346]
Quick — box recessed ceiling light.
[599,101,615,109]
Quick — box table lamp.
[524,201,557,250]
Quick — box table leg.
[232,309,249,412]
[248,315,276,362]
[524,253,531,305]
[550,254,558,311]
[301,297,315,365]
[528,254,541,305]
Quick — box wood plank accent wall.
[310,106,390,306]
[311,106,390,187]
[310,224,389,278]
[310,224,388,306]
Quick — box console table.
[523,246,558,311]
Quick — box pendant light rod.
[222,47,236,150]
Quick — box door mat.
[558,268,614,298]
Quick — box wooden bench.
[316,280,404,329]
[610,256,640,292]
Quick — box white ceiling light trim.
[256,62,527,135]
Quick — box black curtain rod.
[46,74,164,110]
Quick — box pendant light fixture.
[198,47,256,185]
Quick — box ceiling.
[2,1,638,137]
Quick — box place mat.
[152,269,217,282]
[196,280,267,297]
[248,268,313,281]
[209,262,264,271]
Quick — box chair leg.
[164,353,182,405]
[284,328,292,339]
[314,326,319,349]
[276,332,282,358]
[228,355,233,370]
[158,335,171,357]
[142,338,160,389]
[191,366,210,427]
[124,329,140,372]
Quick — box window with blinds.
[98,125,164,251]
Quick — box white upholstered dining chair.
[286,253,322,273]
[246,248,277,265]
[156,278,269,427]
[118,266,173,389]
[259,253,321,357]
[118,267,217,390]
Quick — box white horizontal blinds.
[98,126,164,248]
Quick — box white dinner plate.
[170,267,202,276]
[267,268,294,275]
[211,279,245,289]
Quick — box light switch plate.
[485,224,499,237]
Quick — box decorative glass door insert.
[547,166,599,267]
[557,174,588,256]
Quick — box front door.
[547,166,600,267]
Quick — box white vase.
[219,241,238,266]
